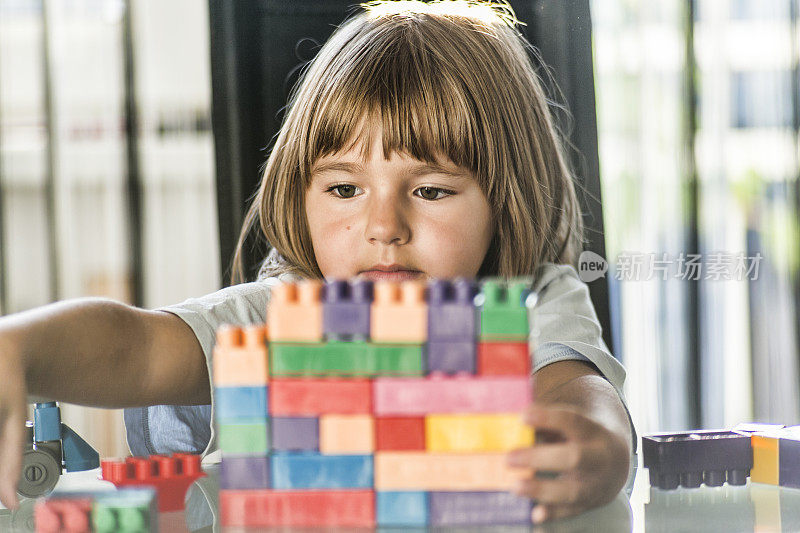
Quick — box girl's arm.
[0,298,210,509]
[508,360,633,523]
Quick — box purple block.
[323,279,373,339]
[429,492,533,526]
[220,455,270,489]
[428,279,478,342]
[271,416,319,451]
[426,341,475,374]
[780,433,800,488]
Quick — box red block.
[270,379,372,415]
[375,417,426,451]
[477,342,530,376]
[101,453,205,512]
[220,489,375,527]
[35,498,92,533]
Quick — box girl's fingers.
[513,473,589,505]
[507,442,590,473]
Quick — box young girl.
[0,0,634,523]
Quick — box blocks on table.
[100,453,204,512]
[35,489,157,533]
[271,417,319,451]
[479,279,533,341]
[374,452,528,491]
[35,496,93,533]
[373,376,532,415]
[92,489,158,533]
[320,415,375,454]
[371,281,427,343]
[323,279,373,340]
[425,413,534,452]
[270,378,372,415]
[642,430,752,490]
[375,417,426,451]
[267,280,324,342]
[219,489,375,527]
[429,491,533,526]
[216,277,537,528]
[212,324,268,386]
[270,453,373,489]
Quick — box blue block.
[271,417,319,451]
[426,341,476,374]
[215,386,268,420]
[34,402,62,442]
[270,453,373,489]
[377,491,429,526]
[780,435,800,488]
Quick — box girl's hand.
[507,402,631,524]
[0,338,26,510]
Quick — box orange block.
[374,452,528,491]
[213,324,269,386]
[267,280,323,342]
[371,281,427,343]
[751,433,780,485]
[319,414,375,454]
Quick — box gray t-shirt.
[123,263,635,458]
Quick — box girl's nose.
[364,196,411,246]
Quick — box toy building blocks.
[34,488,157,533]
[642,430,752,490]
[644,424,800,491]
[19,402,100,500]
[100,453,204,512]
[212,324,268,386]
[215,277,537,527]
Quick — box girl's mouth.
[358,264,425,282]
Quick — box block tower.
[214,278,536,527]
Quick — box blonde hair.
[231,0,583,283]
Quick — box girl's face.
[305,125,494,282]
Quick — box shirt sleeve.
[123,280,277,458]
[529,263,638,452]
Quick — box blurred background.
[0,0,798,458]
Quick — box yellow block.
[374,452,529,490]
[751,434,780,485]
[425,414,534,452]
[319,414,375,454]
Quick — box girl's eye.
[415,186,453,201]
[327,184,360,198]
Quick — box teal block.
[215,386,268,421]
[479,279,532,340]
[218,419,269,454]
[270,452,373,489]
[377,491,429,526]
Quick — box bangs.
[296,11,510,198]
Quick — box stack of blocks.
[34,488,157,533]
[213,278,537,527]
[643,423,800,491]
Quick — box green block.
[371,344,424,376]
[93,489,156,533]
[218,420,269,454]
[271,341,371,376]
[270,342,425,377]
[479,279,532,341]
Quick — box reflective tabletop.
[2,455,798,532]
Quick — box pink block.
[373,376,532,415]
